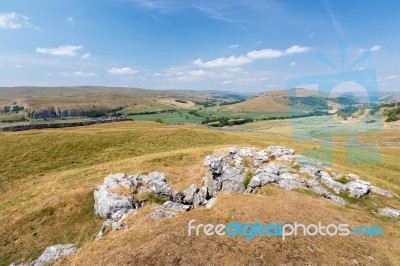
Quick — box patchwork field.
[0,121,399,265]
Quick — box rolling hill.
[1,121,399,265]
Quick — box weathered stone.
[370,186,395,198]
[266,146,295,161]
[94,185,134,220]
[182,184,199,204]
[162,201,191,211]
[142,171,166,184]
[331,172,343,180]
[18,244,78,266]
[278,173,308,190]
[307,180,347,205]
[346,174,360,180]
[95,219,113,240]
[300,167,322,180]
[346,180,371,198]
[319,171,346,194]
[193,186,209,208]
[376,207,400,218]
[148,207,178,220]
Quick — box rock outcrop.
[10,244,77,266]
[93,145,399,239]
[376,207,400,218]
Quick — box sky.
[0,0,399,92]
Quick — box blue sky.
[0,0,399,92]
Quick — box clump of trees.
[385,106,400,122]
[2,103,24,113]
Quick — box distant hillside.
[381,95,400,104]
[221,88,326,113]
[0,86,245,119]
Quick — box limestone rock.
[182,184,199,205]
[193,186,209,208]
[370,186,395,198]
[277,173,308,190]
[376,207,400,218]
[148,207,178,220]
[266,146,295,161]
[162,201,191,211]
[94,181,134,220]
[346,180,371,198]
[12,244,77,266]
[319,171,346,194]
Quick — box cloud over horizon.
[36,45,83,57]
[108,67,138,75]
[193,45,311,68]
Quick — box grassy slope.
[0,87,209,112]
[0,121,399,265]
[221,88,321,113]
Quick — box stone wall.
[0,117,132,132]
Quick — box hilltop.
[1,121,399,265]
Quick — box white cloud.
[36,45,82,57]
[256,40,263,45]
[193,55,252,67]
[229,44,239,49]
[247,49,284,59]
[189,70,207,76]
[194,45,310,67]
[370,45,381,52]
[81,52,90,59]
[108,67,138,75]
[221,80,232,84]
[72,71,97,77]
[290,61,297,66]
[13,65,22,68]
[60,71,97,77]
[227,67,242,72]
[0,12,34,29]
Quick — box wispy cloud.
[358,45,382,53]
[81,52,91,59]
[61,71,98,77]
[108,67,138,75]
[323,0,344,38]
[36,45,83,57]
[193,55,252,68]
[229,44,239,49]
[370,45,381,52]
[193,45,310,67]
[0,12,36,29]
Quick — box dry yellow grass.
[0,121,399,265]
[154,98,196,109]
[61,191,400,266]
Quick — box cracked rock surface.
[93,145,399,238]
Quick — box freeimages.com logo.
[188,219,383,241]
